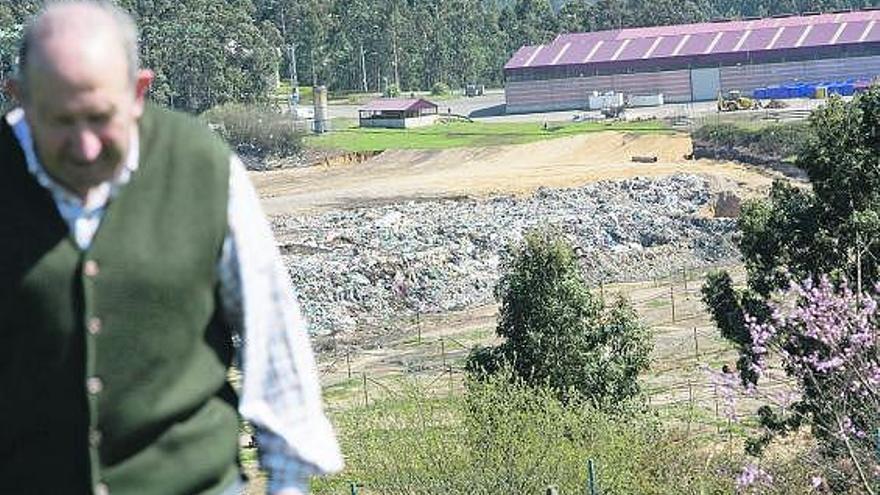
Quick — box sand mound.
[255,131,775,216]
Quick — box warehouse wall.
[719,54,880,93]
[505,53,880,114]
[505,69,692,114]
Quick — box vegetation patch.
[201,103,304,159]
[305,119,672,151]
[691,121,810,167]
[312,374,815,495]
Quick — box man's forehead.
[26,25,129,94]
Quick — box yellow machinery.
[717,90,762,111]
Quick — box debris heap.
[273,174,738,335]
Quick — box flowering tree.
[744,277,879,493]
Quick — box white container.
[628,94,665,107]
[588,91,624,110]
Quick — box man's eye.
[54,116,75,126]
[88,114,111,124]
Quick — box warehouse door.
[690,67,721,102]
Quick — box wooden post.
[683,267,688,290]
[362,372,368,407]
[448,362,453,393]
[346,350,352,379]
[693,327,699,360]
[416,311,422,344]
[587,459,598,495]
[670,285,676,323]
[687,378,694,437]
[714,384,720,433]
[440,338,446,371]
[688,380,694,410]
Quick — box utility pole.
[289,42,299,103]
[359,43,368,93]
[279,11,299,109]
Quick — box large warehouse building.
[504,9,880,113]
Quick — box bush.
[692,122,810,161]
[467,227,652,411]
[383,83,401,98]
[430,81,451,96]
[201,103,304,158]
[313,373,750,495]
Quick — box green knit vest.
[0,104,240,494]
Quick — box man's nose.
[71,129,102,162]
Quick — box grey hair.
[16,0,140,98]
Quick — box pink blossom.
[735,463,773,493]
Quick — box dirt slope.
[253,131,779,216]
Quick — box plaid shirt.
[7,109,343,494]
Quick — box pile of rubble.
[273,174,739,336]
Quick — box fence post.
[587,458,598,495]
[683,267,688,290]
[362,372,368,407]
[688,379,694,410]
[670,285,676,324]
[714,384,720,433]
[417,311,422,344]
[693,327,699,360]
[347,350,352,379]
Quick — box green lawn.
[305,119,673,152]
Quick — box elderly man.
[0,2,341,494]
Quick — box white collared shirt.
[6,108,342,494]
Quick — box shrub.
[201,103,303,158]
[467,227,652,411]
[384,83,401,98]
[313,373,746,495]
[430,81,451,96]
[692,122,810,160]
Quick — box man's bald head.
[17,1,140,100]
[9,0,153,199]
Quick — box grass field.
[304,119,673,151]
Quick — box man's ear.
[132,69,154,118]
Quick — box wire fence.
[299,265,821,494]
[317,265,781,424]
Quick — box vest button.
[89,428,102,448]
[94,482,110,495]
[87,317,102,335]
[87,377,104,395]
[84,260,100,277]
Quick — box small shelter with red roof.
[358,98,439,128]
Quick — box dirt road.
[252,131,779,216]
